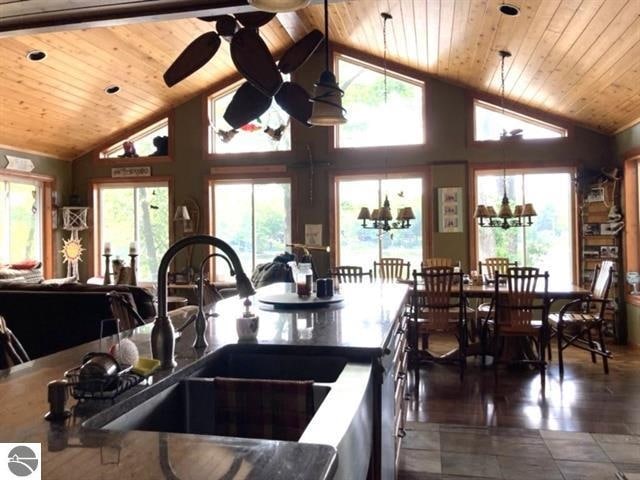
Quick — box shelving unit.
[579,180,624,342]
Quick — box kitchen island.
[0,282,408,480]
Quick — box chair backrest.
[107,291,145,331]
[421,257,454,269]
[374,258,411,281]
[0,315,30,369]
[411,267,464,331]
[494,267,548,330]
[331,266,372,283]
[479,257,517,282]
[592,260,614,300]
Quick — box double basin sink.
[83,345,374,480]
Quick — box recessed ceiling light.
[104,85,121,95]
[498,3,520,16]
[26,50,47,62]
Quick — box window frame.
[90,176,174,278]
[0,171,54,278]
[624,152,640,307]
[333,52,427,150]
[208,171,294,280]
[469,163,578,283]
[206,79,293,158]
[93,114,174,165]
[331,168,430,269]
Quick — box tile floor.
[399,422,640,480]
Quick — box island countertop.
[0,282,408,480]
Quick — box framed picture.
[586,186,605,203]
[600,246,619,259]
[583,223,600,235]
[438,187,463,233]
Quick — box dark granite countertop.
[0,282,408,479]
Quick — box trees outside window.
[0,176,42,263]
[336,176,423,270]
[476,169,574,284]
[212,180,291,280]
[97,183,169,281]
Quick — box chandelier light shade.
[308,0,347,125]
[359,195,415,232]
[247,0,310,12]
[474,50,537,230]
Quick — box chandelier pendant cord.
[500,50,508,198]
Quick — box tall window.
[474,100,567,141]
[96,182,169,281]
[336,55,424,148]
[475,169,574,284]
[208,80,291,154]
[0,175,42,264]
[336,176,423,269]
[212,180,291,280]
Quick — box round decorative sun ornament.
[61,237,84,263]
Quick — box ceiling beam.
[0,0,328,38]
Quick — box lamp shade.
[379,206,392,221]
[308,71,347,125]
[487,206,498,217]
[513,205,523,217]
[523,203,537,217]
[357,207,371,220]
[402,207,416,220]
[371,209,380,221]
[473,205,486,218]
[247,0,310,12]
[173,205,191,222]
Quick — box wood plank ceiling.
[0,0,638,161]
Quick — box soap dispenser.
[236,298,259,341]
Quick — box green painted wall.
[71,50,614,280]
[1,148,72,276]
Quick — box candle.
[104,242,111,255]
[129,242,137,255]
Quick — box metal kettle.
[78,352,120,392]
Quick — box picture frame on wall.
[586,186,605,203]
[438,187,463,233]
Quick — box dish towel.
[213,377,314,441]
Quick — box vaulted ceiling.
[1,0,639,161]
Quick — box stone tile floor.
[399,422,640,480]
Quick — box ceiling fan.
[163,11,324,128]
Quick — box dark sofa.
[0,283,155,359]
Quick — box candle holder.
[103,253,112,285]
[129,253,138,286]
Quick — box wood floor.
[405,334,640,434]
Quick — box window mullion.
[251,184,256,272]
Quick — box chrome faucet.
[151,235,256,368]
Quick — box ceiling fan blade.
[231,28,282,97]
[163,32,221,87]
[278,29,324,74]
[234,11,276,28]
[275,82,312,126]
[198,15,224,23]
[215,15,238,40]
[223,82,273,129]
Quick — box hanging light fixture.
[357,13,415,233]
[308,0,347,126]
[474,50,536,230]
[247,0,310,12]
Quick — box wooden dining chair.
[409,267,467,392]
[374,258,411,281]
[548,260,614,378]
[330,266,373,283]
[0,315,30,369]
[107,291,147,331]
[421,257,454,269]
[482,267,550,387]
[478,257,518,283]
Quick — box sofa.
[0,283,155,360]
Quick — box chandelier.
[474,50,536,230]
[356,13,415,233]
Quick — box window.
[474,100,567,141]
[208,80,291,154]
[0,175,42,264]
[475,169,574,284]
[96,182,169,281]
[336,55,424,148]
[336,176,423,269]
[101,118,169,159]
[211,180,291,280]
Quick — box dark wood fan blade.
[198,15,224,23]
[163,32,221,87]
[231,28,282,98]
[234,11,276,28]
[278,29,324,74]
[275,82,312,126]
[216,15,238,39]
[223,82,273,129]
